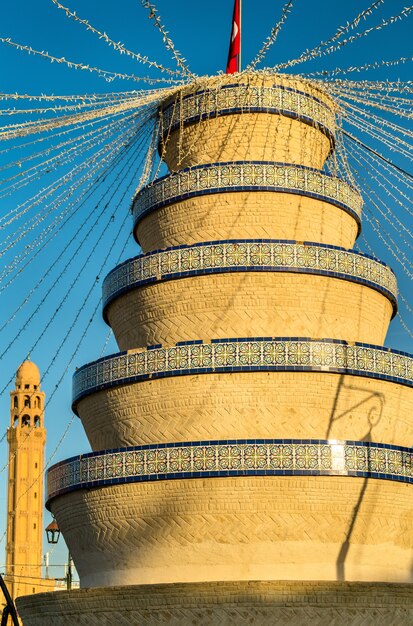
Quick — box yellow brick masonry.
[160,73,336,171]
[46,477,413,588]
[163,113,332,172]
[77,371,413,451]
[16,580,413,625]
[106,273,393,351]
[135,191,359,253]
[19,73,413,624]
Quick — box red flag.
[226,0,241,74]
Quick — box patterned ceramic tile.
[102,241,397,317]
[132,162,363,227]
[72,338,413,408]
[160,83,336,142]
[46,439,413,506]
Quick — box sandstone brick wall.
[160,73,336,171]
[77,371,413,451]
[16,580,413,626]
[106,273,393,351]
[135,192,359,253]
[163,113,332,171]
[48,477,413,588]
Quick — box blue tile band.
[102,240,397,321]
[46,438,413,508]
[72,338,413,411]
[160,83,336,146]
[132,162,363,235]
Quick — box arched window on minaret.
[13,415,18,427]
[24,395,31,408]
[13,396,18,408]
[22,415,31,427]
[34,416,40,428]
[34,396,41,409]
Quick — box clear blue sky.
[0,0,412,579]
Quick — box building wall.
[77,371,413,451]
[135,192,359,253]
[16,580,413,626]
[49,477,413,588]
[106,273,393,350]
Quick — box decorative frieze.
[132,162,363,227]
[72,338,413,408]
[102,241,397,317]
[47,439,413,505]
[160,83,336,142]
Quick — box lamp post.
[45,520,73,591]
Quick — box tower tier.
[72,340,413,451]
[16,581,413,626]
[103,241,396,350]
[47,466,413,587]
[158,74,336,171]
[133,162,362,252]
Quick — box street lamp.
[45,520,73,591]
[45,520,60,545]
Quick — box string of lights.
[273,0,386,71]
[50,0,182,77]
[247,0,295,71]
[0,124,152,338]
[0,36,186,86]
[140,0,195,79]
[0,117,143,289]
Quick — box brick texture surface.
[135,192,359,253]
[28,74,413,623]
[48,477,413,588]
[163,113,332,172]
[106,273,393,351]
[160,73,335,171]
[78,371,413,451]
[16,580,413,626]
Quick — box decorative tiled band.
[46,439,413,507]
[132,162,363,232]
[159,83,336,144]
[102,240,397,320]
[72,338,413,410]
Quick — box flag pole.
[239,0,242,72]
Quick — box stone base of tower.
[16,581,413,625]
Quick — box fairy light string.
[281,5,413,73]
[50,0,182,77]
[247,0,295,71]
[140,0,195,79]
[0,123,152,343]
[305,53,413,78]
[0,112,141,258]
[0,111,136,200]
[0,36,186,86]
[0,116,147,288]
[0,124,152,338]
[0,125,151,460]
[273,0,386,71]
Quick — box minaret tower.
[5,360,46,601]
[16,74,413,623]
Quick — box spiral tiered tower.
[18,74,413,624]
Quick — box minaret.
[15,75,413,623]
[5,360,46,601]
